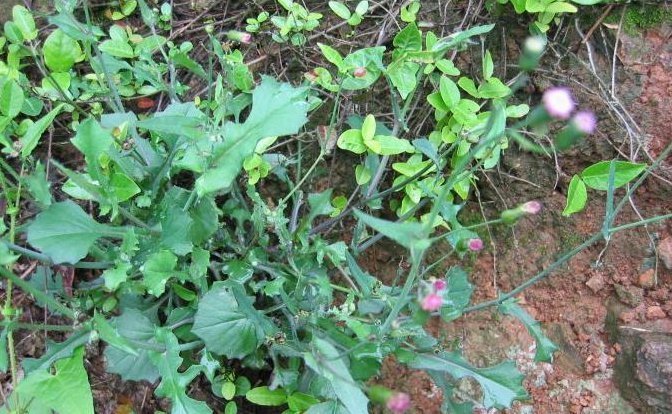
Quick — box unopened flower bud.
[387,392,411,414]
[420,293,443,312]
[542,87,575,120]
[227,30,253,44]
[520,201,542,215]
[353,66,367,78]
[204,24,214,34]
[433,279,447,292]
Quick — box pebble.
[638,269,656,289]
[586,274,605,293]
[658,237,672,269]
[646,305,666,320]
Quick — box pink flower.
[433,279,447,292]
[386,392,411,414]
[353,67,367,78]
[542,87,575,120]
[572,111,597,134]
[467,238,484,252]
[520,201,541,215]
[420,293,443,312]
[227,30,253,44]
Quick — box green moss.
[605,4,672,34]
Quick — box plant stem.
[2,241,114,269]
[0,267,77,320]
[0,321,75,332]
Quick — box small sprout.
[572,111,597,135]
[420,292,443,312]
[542,87,575,120]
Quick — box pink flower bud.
[226,30,253,44]
[386,392,411,414]
[433,279,447,292]
[542,87,575,120]
[353,67,367,78]
[572,111,597,135]
[520,201,541,215]
[420,293,443,312]
[467,238,484,252]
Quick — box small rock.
[615,284,644,307]
[638,269,656,289]
[619,310,636,323]
[586,274,606,293]
[646,306,666,320]
[659,237,672,269]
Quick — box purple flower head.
[386,392,411,414]
[467,238,484,252]
[572,111,597,134]
[433,279,447,292]
[520,201,542,215]
[542,87,575,120]
[420,293,443,312]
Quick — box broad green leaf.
[161,205,193,255]
[71,118,114,171]
[104,309,160,382]
[505,104,530,118]
[409,352,528,409]
[288,392,320,411]
[355,164,371,185]
[499,298,559,362]
[0,78,24,118]
[12,5,37,40]
[99,39,135,58]
[43,29,81,72]
[544,2,578,13]
[318,43,344,70]
[439,76,460,108]
[451,99,479,124]
[142,250,178,296]
[478,77,511,98]
[355,1,369,15]
[427,92,449,112]
[196,77,309,195]
[371,135,414,155]
[246,386,288,406]
[26,200,119,264]
[393,23,422,51]
[22,329,92,374]
[13,347,94,414]
[304,337,369,414]
[580,161,646,190]
[337,129,367,154]
[361,114,376,141]
[562,175,587,216]
[21,103,65,158]
[192,283,272,359]
[440,266,473,321]
[436,59,460,76]
[328,1,351,19]
[457,77,480,98]
[387,59,419,99]
[341,47,385,90]
[151,329,212,414]
[354,210,430,252]
[102,262,131,290]
[110,172,140,201]
[3,21,23,44]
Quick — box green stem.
[281,151,325,205]
[0,321,76,332]
[2,241,114,269]
[0,267,77,320]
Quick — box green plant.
[494,0,604,33]
[328,1,369,27]
[1,2,671,414]
[270,0,323,46]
